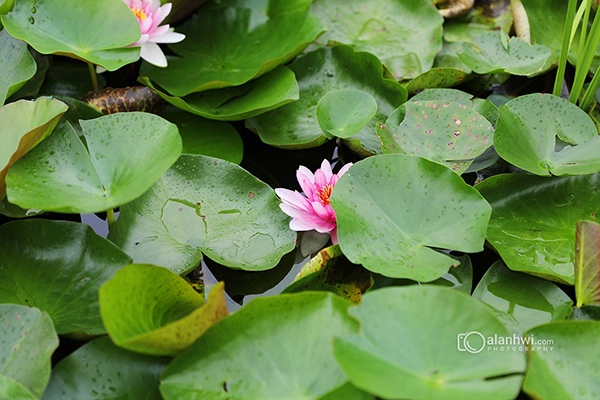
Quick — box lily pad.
[100,264,228,356]
[43,336,169,400]
[523,321,600,400]
[200,0,313,15]
[334,285,525,400]
[0,29,36,104]
[7,112,182,213]
[0,97,67,200]
[160,292,359,399]
[317,89,378,139]
[140,66,298,121]
[472,261,573,332]
[246,45,407,149]
[140,6,325,96]
[1,0,140,71]
[310,0,444,80]
[494,93,600,176]
[458,31,551,76]
[0,304,58,400]
[377,100,494,173]
[476,172,600,284]
[574,220,600,307]
[405,67,471,94]
[0,219,131,336]
[160,106,243,164]
[331,154,491,282]
[108,154,296,273]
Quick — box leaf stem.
[106,208,116,229]
[553,0,578,97]
[570,1,600,104]
[87,61,99,92]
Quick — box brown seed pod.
[81,86,167,115]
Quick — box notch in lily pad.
[317,89,378,139]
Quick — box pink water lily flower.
[275,160,352,244]
[123,0,185,67]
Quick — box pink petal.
[337,162,353,177]
[132,33,149,46]
[139,17,153,34]
[290,216,335,233]
[298,175,316,200]
[319,159,333,182]
[150,30,185,43]
[311,201,334,221]
[148,24,170,39]
[314,169,328,189]
[330,227,339,244]
[275,189,312,212]
[140,41,167,67]
[297,166,314,183]
[151,3,172,28]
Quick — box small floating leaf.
[317,89,378,139]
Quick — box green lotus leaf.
[99,264,228,356]
[200,0,313,15]
[377,100,494,174]
[317,89,378,139]
[331,154,491,281]
[160,106,243,164]
[495,93,600,176]
[574,220,600,307]
[473,261,573,332]
[334,286,525,400]
[7,112,182,213]
[160,292,359,399]
[458,31,551,76]
[523,321,600,400]
[405,67,472,94]
[0,29,35,104]
[476,173,600,284]
[1,0,140,71]
[310,0,443,80]
[0,219,131,336]
[246,45,407,150]
[108,154,296,273]
[0,304,58,399]
[140,65,298,121]
[0,97,67,200]
[43,336,168,400]
[140,7,325,96]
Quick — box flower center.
[317,184,333,206]
[131,8,148,21]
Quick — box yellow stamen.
[318,184,333,206]
[131,8,148,21]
